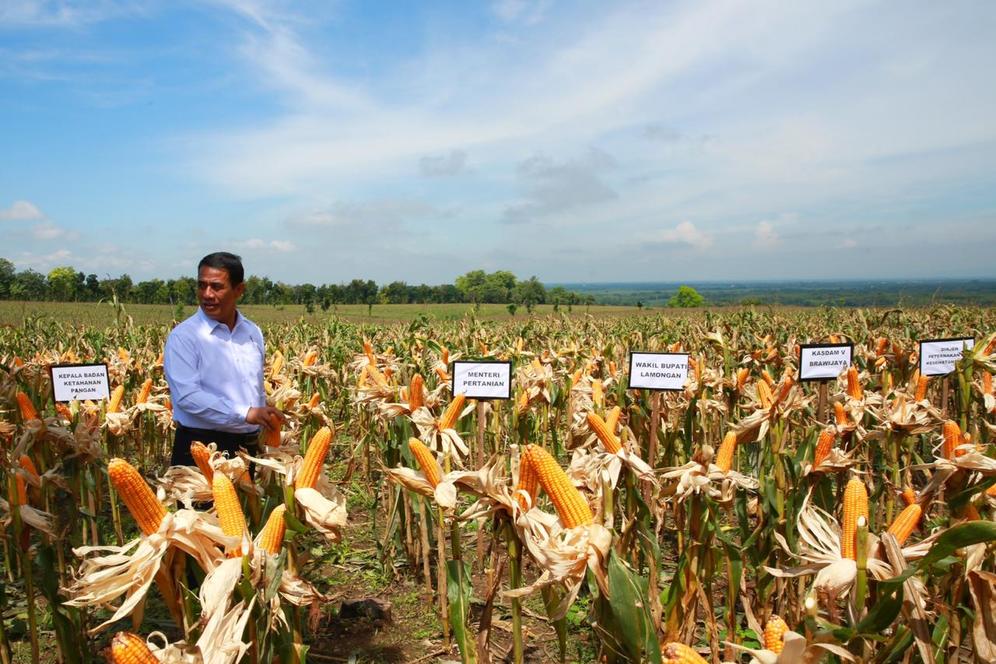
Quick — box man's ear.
[234,282,246,300]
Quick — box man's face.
[197,266,244,324]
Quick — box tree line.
[0,259,599,310]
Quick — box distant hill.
[551,279,996,307]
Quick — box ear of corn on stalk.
[515,450,538,510]
[846,366,863,400]
[587,412,621,454]
[915,373,929,401]
[16,391,38,421]
[661,642,708,663]
[190,442,214,482]
[136,378,153,405]
[841,477,869,560]
[109,632,157,663]
[257,504,287,554]
[212,473,247,547]
[524,445,592,529]
[763,615,788,654]
[813,429,836,467]
[715,431,737,473]
[439,393,466,430]
[107,384,125,413]
[296,426,333,489]
[108,458,167,536]
[408,438,442,488]
[408,374,424,411]
[886,503,922,545]
[942,420,962,459]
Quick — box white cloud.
[419,150,468,177]
[239,238,296,252]
[0,200,44,221]
[648,221,713,249]
[31,222,65,240]
[492,0,551,25]
[840,238,858,249]
[753,220,780,248]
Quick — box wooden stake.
[818,381,828,424]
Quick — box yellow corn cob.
[833,401,848,426]
[408,374,424,411]
[841,477,869,560]
[117,347,130,363]
[270,350,285,376]
[136,378,153,405]
[775,374,794,403]
[212,473,247,546]
[55,402,72,421]
[915,373,929,401]
[901,487,917,506]
[257,505,287,555]
[441,347,449,365]
[307,392,321,409]
[570,369,583,386]
[736,367,749,391]
[439,393,466,430]
[108,458,167,536]
[367,362,388,387]
[846,366,863,400]
[608,360,617,375]
[942,420,962,459]
[190,442,214,482]
[813,428,836,467]
[296,426,333,489]
[109,632,158,664]
[514,451,539,510]
[875,337,889,356]
[363,338,376,365]
[756,380,773,409]
[516,390,530,415]
[886,503,922,545]
[107,384,125,413]
[435,366,449,382]
[587,411,621,454]
[15,391,38,421]
[761,369,775,387]
[763,615,789,654]
[303,350,318,367]
[409,438,443,488]
[525,445,593,528]
[983,371,992,396]
[715,431,737,473]
[591,379,604,407]
[264,421,282,448]
[605,405,621,434]
[661,642,708,664]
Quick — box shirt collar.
[196,306,244,333]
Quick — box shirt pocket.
[232,337,264,384]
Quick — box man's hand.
[247,406,285,431]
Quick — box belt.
[176,424,260,442]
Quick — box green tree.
[668,285,705,308]
[0,258,15,299]
[11,269,47,300]
[47,266,78,301]
[514,276,546,312]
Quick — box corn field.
[2,305,996,663]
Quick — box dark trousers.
[172,424,260,467]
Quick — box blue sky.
[2,0,995,284]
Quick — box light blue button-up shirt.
[164,307,266,433]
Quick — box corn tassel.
[524,445,592,528]
[190,442,214,483]
[107,384,125,413]
[886,503,922,545]
[108,458,167,536]
[408,438,443,488]
[16,391,39,421]
[661,642,708,664]
[587,412,621,454]
[715,431,737,473]
[257,505,287,555]
[296,426,333,489]
[841,477,869,560]
[109,632,157,664]
[439,393,466,430]
[763,615,789,654]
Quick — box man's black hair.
[198,252,245,286]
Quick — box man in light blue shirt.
[164,252,284,466]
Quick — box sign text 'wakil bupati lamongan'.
[50,363,111,402]
[628,352,689,391]
[451,360,512,400]
[799,343,853,382]
[919,337,974,376]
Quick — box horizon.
[2,1,996,283]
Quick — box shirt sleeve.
[164,330,249,428]
[254,326,267,408]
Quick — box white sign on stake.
[50,363,110,402]
[919,337,974,376]
[799,343,853,382]
[451,360,512,400]
[628,352,689,391]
